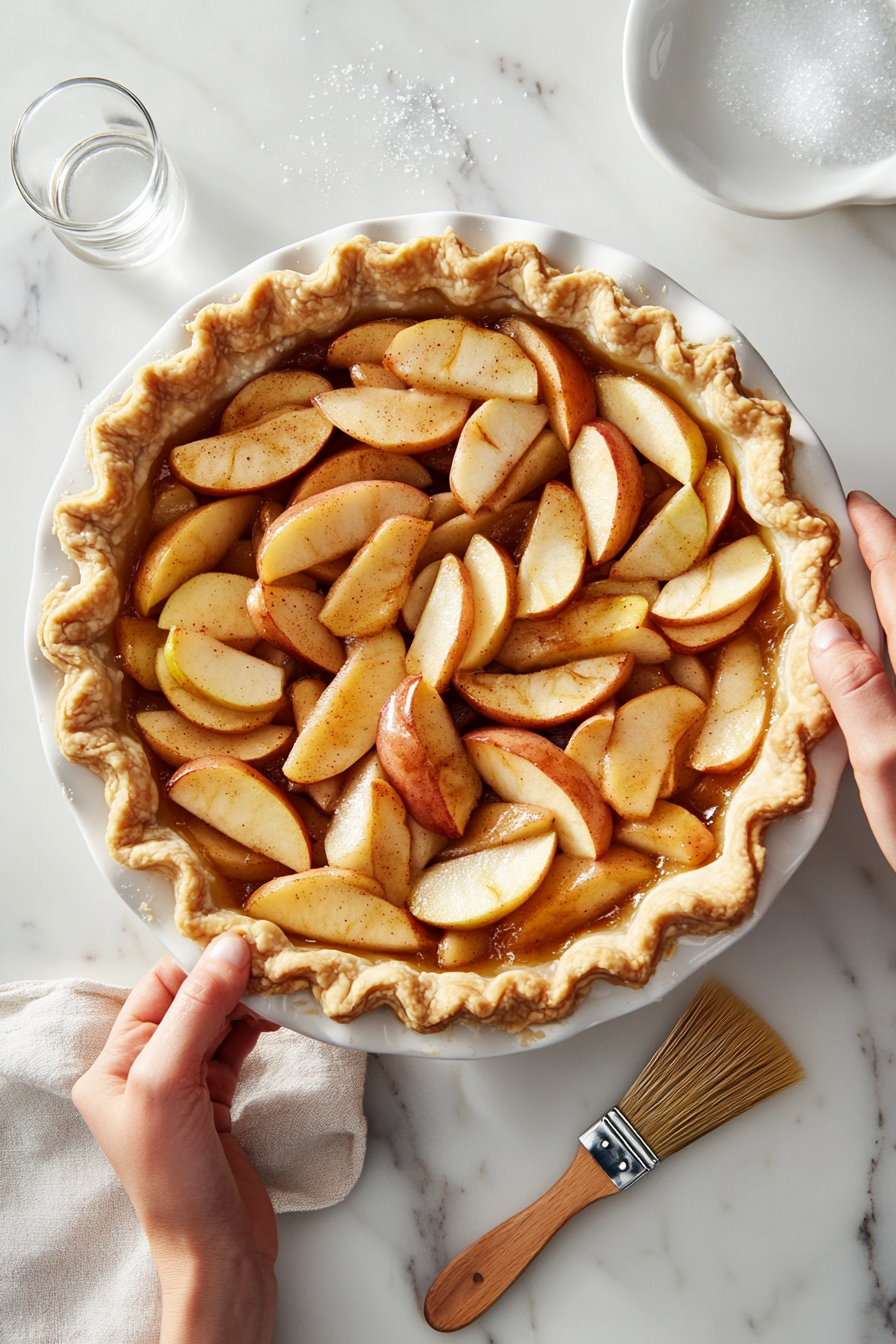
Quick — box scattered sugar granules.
[708,0,896,164]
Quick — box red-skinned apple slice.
[247,582,345,674]
[688,631,768,773]
[406,553,474,693]
[384,318,538,401]
[168,755,311,872]
[163,628,285,711]
[327,318,417,367]
[601,685,706,818]
[454,654,632,727]
[610,483,708,581]
[497,846,655,949]
[312,387,470,452]
[136,710,292,766]
[220,371,333,432]
[408,830,557,929]
[516,480,587,618]
[257,479,430,583]
[458,535,518,670]
[497,316,596,448]
[115,617,166,690]
[615,801,715,865]
[170,407,332,495]
[450,398,549,515]
[320,514,433,638]
[244,868,430,952]
[158,572,258,651]
[289,445,432,504]
[463,727,612,858]
[377,675,482,838]
[133,495,258,617]
[569,420,644,565]
[595,373,707,485]
[649,535,775,627]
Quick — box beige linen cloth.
[0,979,367,1343]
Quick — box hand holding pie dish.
[38,228,845,1034]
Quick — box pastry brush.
[424,979,804,1332]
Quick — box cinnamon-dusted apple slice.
[450,398,549,515]
[155,649,281,734]
[183,817,291,883]
[251,502,285,562]
[485,427,568,514]
[426,492,464,527]
[136,710,292,767]
[688,631,768,773]
[498,593,654,671]
[498,846,655,949]
[595,373,707,485]
[327,318,417,367]
[601,685,706,818]
[170,407,332,495]
[408,830,557,929]
[115,617,166,690]
[402,560,440,634]
[615,801,715,866]
[158,573,258,651]
[667,652,712,702]
[649,535,775,627]
[438,929,491,969]
[282,629,407,784]
[454,654,632,728]
[312,387,470,453]
[516,481,587,618]
[406,554,474,693]
[150,481,198,534]
[408,816,450,871]
[569,420,644,565]
[220,371,333,432]
[133,495,258,616]
[257,479,430,583]
[324,753,414,905]
[564,702,617,786]
[384,318,538,402]
[244,868,430,953]
[164,628,285,711]
[168,756,311,872]
[288,679,344,812]
[437,802,554,862]
[289,444,432,504]
[377,675,482,838]
[583,578,661,604]
[415,500,534,573]
[319,514,433,638]
[458,535,517,671]
[497,316,596,448]
[350,362,406,390]
[654,592,763,652]
[610,483,708,581]
[695,459,735,555]
[463,727,612,859]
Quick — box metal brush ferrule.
[579,1108,659,1191]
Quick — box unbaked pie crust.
[39,231,840,1032]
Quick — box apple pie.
[39,230,841,1032]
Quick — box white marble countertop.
[3,3,896,1341]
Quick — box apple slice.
[157,572,258,651]
[458,535,518,670]
[569,420,644,565]
[327,318,418,367]
[454,654,632,727]
[450,398,549,515]
[377,675,482,838]
[282,629,407,784]
[350,362,406,390]
[498,594,649,671]
[115,617,166,690]
[615,801,715,866]
[408,816,450,871]
[245,868,430,952]
[564,702,617,785]
[320,514,433,638]
[170,407,332,495]
[324,752,414,905]
[312,387,470,452]
[406,553,474,693]
[289,445,432,504]
[485,427,568,514]
[402,560,440,634]
[437,802,554,862]
[183,816,291,883]
[384,318,538,401]
[155,649,280,733]
[409,830,557,929]
[601,685,706,818]
[164,628,284,711]
[415,500,535,574]
[497,316,596,448]
[516,481,587,618]
[667,652,712,702]
[136,710,291,767]
[133,495,258,616]
[695,459,735,555]
[610,483,708,581]
[168,756,311,872]
[688,631,768,773]
[287,679,345,811]
[616,663,671,703]
[438,929,491,968]
[498,846,655,949]
[427,492,464,527]
[654,592,764,652]
[649,535,775,627]
[220,371,333,432]
[220,539,257,580]
[463,727,612,859]
[583,578,661,604]
[150,481,198,534]
[247,582,344,675]
[257,479,430,583]
[595,373,707,485]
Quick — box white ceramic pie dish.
[25,211,878,1058]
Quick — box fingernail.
[812,619,856,651]
[205,934,250,968]
[848,490,879,507]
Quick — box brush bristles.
[618,980,805,1161]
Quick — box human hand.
[72,935,279,1344]
[809,490,896,870]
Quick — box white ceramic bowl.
[26,211,878,1057]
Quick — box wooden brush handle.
[424,1145,618,1332]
